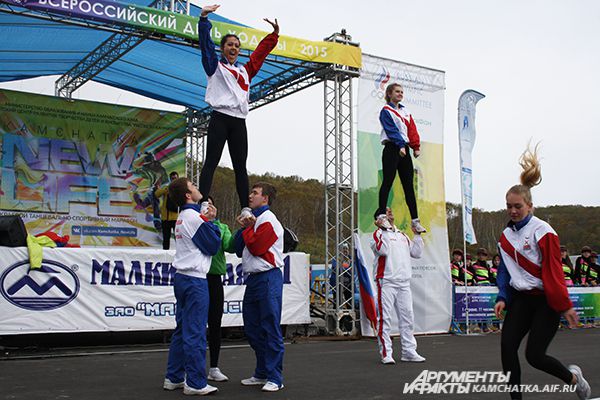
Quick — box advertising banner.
[1,0,362,68]
[357,54,451,335]
[458,90,485,244]
[0,247,310,334]
[0,89,185,247]
[453,286,600,321]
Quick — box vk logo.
[0,260,80,311]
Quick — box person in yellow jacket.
[155,171,179,250]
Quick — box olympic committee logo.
[371,66,391,99]
[0,260,80,311]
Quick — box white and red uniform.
[379,103,421,150]
[241,208,284,273]
[371,226,423,360]
[496,215,571,312]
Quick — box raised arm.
[198,4,220,76]
[244,18,279,80]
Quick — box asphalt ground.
[1,328,598,400]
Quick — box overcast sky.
[2,0,599,211]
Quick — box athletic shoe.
[208,367,229,382]
[411,219,427,233]
[261,382,284,392]
[241,376,268,386]
[239,207,253,220]
[381,356,396,365]
[183,384,218,396]
[401,353,426,363]
[163,378,184,390]
[568,365,591,400]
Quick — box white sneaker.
[183,384,218,396]
[208,367,229,382]
[381,356,396,365]
[261,381,284,392]
[401,353,426,363]
[239,207,253,219]
[241,376,268,386]
[411,219,427,234]
[569,365,591,400]
[163,378,184,390]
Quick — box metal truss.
[55,28,151,98]
[361,52,445,92]
[322,31,360,336]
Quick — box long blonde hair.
[506,143,542,206]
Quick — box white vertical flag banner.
[458,90,485,245]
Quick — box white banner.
[357,54,452,335]
[0,247,310,335]
[458,90,485,245]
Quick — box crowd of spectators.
[450,245,600,287]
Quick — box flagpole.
[459,168,470,335]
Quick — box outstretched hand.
[201,4,219,17]
[264,18,279,34]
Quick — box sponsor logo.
[0,260,80,311]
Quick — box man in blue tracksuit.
[163,177,221,395]
[235,182,285,392]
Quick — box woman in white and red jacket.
[197,4,279,215]
[494,145,590,400]
[375,83,425,234]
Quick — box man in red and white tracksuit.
[234,182,285,392]
[371,207,425,364]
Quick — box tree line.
[203,165,599,262]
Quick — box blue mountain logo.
[0,260,80,311]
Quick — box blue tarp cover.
[0,1,303,109]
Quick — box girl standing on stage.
[375,83,426,234]
[197,4,279,216]
[494,145,590,400]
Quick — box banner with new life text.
[458,90,485,245]
[357,54,451,335]
[0,247,310,334]
[1,0,362,68]
[0,89,185,247]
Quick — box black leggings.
[199,111,249,208]
[207,273,224,368]
[161,219,176,250]
[500,291,573,399]
[376,142,418,219]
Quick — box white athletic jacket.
[371,227,423,282]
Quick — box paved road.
[1,329,598,399]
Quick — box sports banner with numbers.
[1,0,361,68]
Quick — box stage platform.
[1,329,598,399]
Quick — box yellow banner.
[210,21,362,69]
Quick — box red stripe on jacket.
[376,256,386,280]
[221,63,249,92]
[499,233,542,279]
[242,221,278,267]
[373,230,383,251]
[382,105,421,151]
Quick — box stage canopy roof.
[0,0,315,110]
